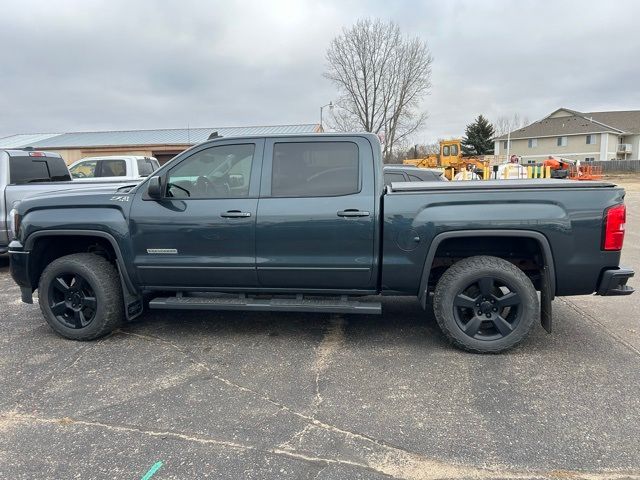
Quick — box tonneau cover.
[388,179,615,193]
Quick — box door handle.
[221,210,251,218]
[337,209,370,218]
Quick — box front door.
[256,138,377,290]
[130,140,264,288]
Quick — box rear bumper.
[8,241,32,303]
[596,267,635,296]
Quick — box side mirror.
[147,176,163,199]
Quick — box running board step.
[148,294,382,315]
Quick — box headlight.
[8,208,21,240]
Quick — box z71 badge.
[110,195,130,202]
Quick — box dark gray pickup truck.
[8,133,634,352]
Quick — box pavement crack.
[312,315,345,411]
[5,411,639,480]
[110,331,640,480]
[311,464,328,480]
[116,329,420,455]
[277,423,312,450]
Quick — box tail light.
[8,208,21,240]
[603,204,626,251]
[28,151,46,157]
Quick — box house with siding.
[494,108,640,163]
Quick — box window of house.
[557,136,568,147]
[502,140,509,150]
[584,157,595,162]
[167,143,255,198]
[271,142,359,197]
[586,134,597,145]
[528,138,538,148]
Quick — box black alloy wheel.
[452,276,522,341]
[432,255,539,353]
[39,253,124,340]
[48,273,98,329]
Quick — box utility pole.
[320,102,333,131]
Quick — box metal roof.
[0,124,321,149]
[495,108,640,140]
[0,133,61,148]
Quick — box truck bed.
[388,179,616,192]
[381,179,626,297]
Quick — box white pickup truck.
[68,155,160,182]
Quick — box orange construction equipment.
[543,156,573,171]
[543,156,603,180]
[569,163,603,181]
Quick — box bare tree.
[386,140,442,164]
[494,113,530,137]
[324,18,433,161]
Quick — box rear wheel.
[38,253,124,340]
[433,255,538,353]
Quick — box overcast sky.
[1,0,639,143]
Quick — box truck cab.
[69,156,159,182]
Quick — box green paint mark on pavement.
[140,461,163,480]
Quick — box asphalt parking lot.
[1,180,639,480]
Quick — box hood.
[16,183,137,215]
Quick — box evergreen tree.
[461,115,495,155]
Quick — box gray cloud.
[1,0,639,143]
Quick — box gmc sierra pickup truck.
[8,134,634,352]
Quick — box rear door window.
[271,142,359,197]
[97,159,127,177]
[384,172,406,186]
[9,157,52,184]
[46,158,71,181]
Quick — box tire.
[38,253,124,340]
[433,255,539,353]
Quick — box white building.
[494,108,640,163]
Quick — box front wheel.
[433,256,539,353]
[38,253,124,340]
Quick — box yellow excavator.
[403,139,494,180]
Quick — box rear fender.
[418,229,556,313]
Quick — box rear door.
[256,137,377,290]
